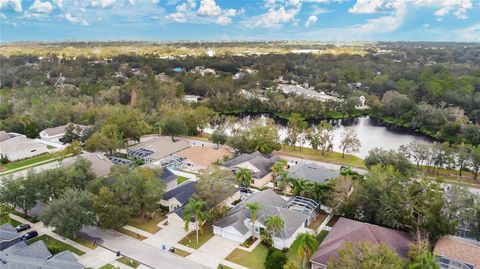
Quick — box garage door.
[222,230,245,243]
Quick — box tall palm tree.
[236,168,253,190]
[264,215,284,244]
[271,159,288,182]
[183,198,206,247]
[277,171,291,196]
[245,202,260,239]
[409,251,440,269]
[296,233,319,269]
[290,178,308,196]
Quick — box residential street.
[81,226,209,269]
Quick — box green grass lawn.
[0,153,57,171]
[178,225,214,249]
[308,213,328,230]
[13,210,38,223]
[317,230,329,244]
[62,233,97,250]
[99,264,118,269]
[225,243,269,269]
[28,234,85,256]
[177,176,189,185]
[128,213,165,234]
[117,257,140,268]
[279,145,365,168]
[117,228,147,240]
[217,265,233,269]
[0,216,22,227]
[173,247,191,257]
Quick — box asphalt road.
[81,226,208,269]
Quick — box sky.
[0,0,479,42]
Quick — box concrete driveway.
[78,247,117,268]
[81,226,207,269]
[143,219,188,250]
[187,235,239,269]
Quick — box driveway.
[78,247,117,268]
[187,235,239,269]
[143,219,188,249]
[81,226,207,269]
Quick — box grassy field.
[177,176,189,185]
[28,234,85,256]
[226,243,269,269]
[278,145,366,168]
[1,216,22,227]
[117,257,140,268]
[117,228,147,240]
[173,247,191,257]
[99,264,118,269]
[178,225,214,249]
[128,213,165,234]
[0,153,57,171]
[62,233,97,250]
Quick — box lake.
[206,114,432,158]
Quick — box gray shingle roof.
[0,241,84,269]
[159,168,178,183]
[0,223,20,241]
[162,181,196,205]
[214,189,310,239]
[287,163,339,183]
[222,152,278,179]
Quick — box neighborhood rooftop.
[128,136,190,162]
[162,180,197,206]
[434,236,480,269]
[287,162,340,183]
[222,151,278,179]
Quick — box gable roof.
[62,152,114,177]
[0,223,20,242]
[0,241,84,269]
[41,124,89,137]
[159,168,179,183]
[0,131,11,142]
[214,189,310,239]
[287,163,339,183]
[129,136,190,161]
[0,136,48,154]
[162,180,196,205]
[175,146,233,167]
[222,152,278,178]
[310,217,414,266]
[434,236,480,268]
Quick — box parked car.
[21,230,38,240]
[15,223,31,232]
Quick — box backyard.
[178,225,214,249]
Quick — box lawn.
[226,243,269,269]
[317,230,329,244]
[307,212,328,230]
[177,176,189,185]
[178,225,214,249]
[28,234,85,256]
[279,145,365,168]
[117,257,140,268]
[117,228,147,240]
[62,233,97,250]
[0,216,22,227]
[217,265,233,269]
[173,247,191,257]
[128,213,165,234]
[0,153,57,171]
[99,264,118,269]
[13,210,38,223]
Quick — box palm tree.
[183,198,206,247]
[290,178,308,196]
[296,233,319,269]
[236,168,253,190]
[264,215,284,244]
[409,251,440,269]
[271,160,288,182]
[277,171,291,196]
[245,202,260,240]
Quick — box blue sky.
[1,0,479,42]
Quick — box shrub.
[264,248,287,269]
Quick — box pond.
[206,114,432,159]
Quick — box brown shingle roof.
[434,236,480,267]
[310,218,414,266]
[175,146,233,167]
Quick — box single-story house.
[161,181,197,213]
[0,136,49,162]
[175,146,233,171]
[222,151,279,188]
[287,163,339,184]
[40,123,90,143]
[127,136,190,164]
[214,189,319,250]
[62,152,114,177]
[159,168,180,190]
[0,223,23,251]
[310,217,414,269]
[434,235,480,269]
[0,240,84,269]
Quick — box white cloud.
[0,13,6,19]
[54,0,62,7]
[416,0,473,19]
[455,23,480,42]
[305,14,317,27]
[64,12,89,25]
[151,0,160,3]
[90,0,116,8]
[29,0,53,13]
[216,15,231,25]
[254,6,300,28]
[312,6,331,15]
[349,0,404,14]
[165,11,186,22]
[197,0,221,16]
[0,0,22,12]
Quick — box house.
[0,136,49,161]
[161,180,197,213]
[0,240,84,269]
[213,189,319,250]
[127,136,190,163]
[0,223,23,251]
[434,235,480,269]
[62,152,114,177]
[287,163,339,184]
[39,123,90,143]
[175,146,233,171]
[310,218,414,269]
[159,168,180,190]
[222,152,279,188]
[183,95,204,103]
